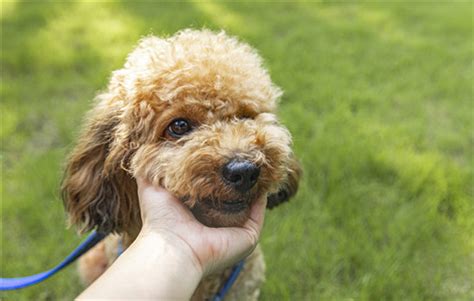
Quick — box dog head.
[62,30,302,233]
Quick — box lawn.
[1,1,472,300]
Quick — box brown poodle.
[62,29,301,300]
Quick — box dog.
[61,29,301,300]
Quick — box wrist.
[132,230,204,297]
[79,230,204,300]
[137,229,204,274]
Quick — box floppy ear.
[61,98,139,234]
[62,36,169,234]
[267,155,302,209]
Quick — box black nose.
[222,160,260,192]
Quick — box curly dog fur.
[62,29,301,300]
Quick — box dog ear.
[61,99,139,234]
[61,36,168,234]
[267,155,302,209]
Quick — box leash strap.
[2,231,244,299]
[211,260,245,301]
[0,231,106,291]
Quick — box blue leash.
[0,231,106,290]
[1,232,244,300]
[211,260,245,301]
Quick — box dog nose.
[222,160,260,192]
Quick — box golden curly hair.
[61,29,302,300]
[61,29,301,237]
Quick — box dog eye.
[167,118,192,138]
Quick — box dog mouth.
[181,195,251,215]
[203,197,250,214]
[220,199,249,213]
[181,194,256,227]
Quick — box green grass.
[2,1,472,300]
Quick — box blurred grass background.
[1,1,472,300]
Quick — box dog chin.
[188,198,252,227]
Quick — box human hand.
[137,177,267,276]
[78,178,267,300]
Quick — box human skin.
[77,178,267,300]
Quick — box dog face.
[133,111,293,227]
[62,30,301,233]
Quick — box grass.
[1,1,472,300]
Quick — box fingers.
[136,177,177,207]
[244,194,267,235]
[136,176,149,195]
[136,177,196,227]
[210,196,267,268]
[135,176,267,274]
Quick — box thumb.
[136,177,195,226]
[211,195,268,267]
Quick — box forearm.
[77,232,203,300]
